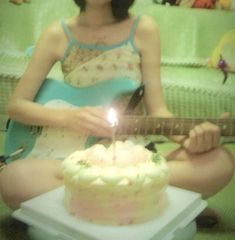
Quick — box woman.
[0,0,234,221]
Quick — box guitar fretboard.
[116,116,235,136]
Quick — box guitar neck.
[116,116,235,136]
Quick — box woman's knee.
[0,160,28,209]
[0,159,63,210]
[194,146,234,198]
[216,146,235,183]
[166,145,235,198]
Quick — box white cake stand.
[13,186,207,240]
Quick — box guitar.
[4,78,235,163]
[4,78,140,162]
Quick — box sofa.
[0,0,235,240]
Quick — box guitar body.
[4,78,140,163]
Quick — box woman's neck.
[77,3,116,29]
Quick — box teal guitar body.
[4,78,140,163]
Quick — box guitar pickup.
[30,126,42,136]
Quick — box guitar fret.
[180,119,184,135]
[150,118,154,134]
[160,119,164,135]
[130,117,135,134]
[132,117,136,134]
[127,117,131,134]
[189,119,195,132]
[121,117,127,134]
[215,118,220,134]
[144,117,148,135]
[190,118,195,134]
[174,123,180,135]
[134,118,139,134]
[141,117,145,134]
[229,121,231,136]
[139,118,142,134]
[150,118,155,134]
[170,118,174,136]
[134,127,138,134]
[231,120,234,136]
[218,119,228,136]
[226,119,231,136]
[152,118,156,135]
[157,123,161,133]
[154,118,157,135]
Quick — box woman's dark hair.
[73,0,135,21]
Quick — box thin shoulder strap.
[129,15,142,39]
[61,19,74,41]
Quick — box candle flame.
[107,108,118,127]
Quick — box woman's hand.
[182,121,221,154]
[64,107,112,137]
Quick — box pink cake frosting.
[62,140,169,225]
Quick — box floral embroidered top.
[60,16,142,90]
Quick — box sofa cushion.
[132,4,235,67]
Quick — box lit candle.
[107,108,118,128]
[107,108,118,160]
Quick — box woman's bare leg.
[0,158,63,210]
[1,145,234,211]
[165,146,235,199]
[165,146,235,227]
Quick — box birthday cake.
[62,140,169,225]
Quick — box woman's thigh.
[0,158,63,209]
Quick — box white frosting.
[62,140,169,186]
[64,140,152,166]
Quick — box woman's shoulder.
[133,15,160,52]
[45,16,78,39]
[137,15,160,35]
[34,20,73,60]
[40,21,66,43]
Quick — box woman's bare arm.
[7,22,112,137]
[135,16,221,153]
